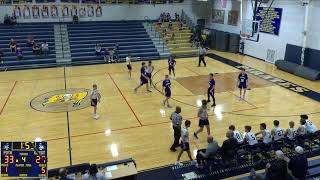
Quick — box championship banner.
[32,5,40,18]
[87,5,94,17]
[13,6,22,18]
[255,7,283,35]
[71,5,78,16]
[51,5,58,17]
[62,5,70,17]
[79,6,86,17]
[41,5,49,18]
[96,5,102,17]
[23,5,31,19]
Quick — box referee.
[198,45,206,67]
[170,106,183,152]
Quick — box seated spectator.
[300,114,317,133]
[244,125,258,145]
[228,125,244,144]
[58,168,73,180]
[271,120,284,141]
[175,12,180,21]
[255,123,272,145]
[16,48,23,60]
[73,15,79,24]
[95,43,102,56]
[166,12,171,22]
[9,38,17,52]
[26,35,35,47]
[286,146,308,180]
[221,130,238,163]
[157,18,163,26]
[195,135,219,168]
[285,121,297,141]
[82,164,106,180]
[4,14,10,25]
[41,41,49,56]
[250,150,288,180]
[168,20,173,30]
[10,15,17,25]
[32,43,41,55]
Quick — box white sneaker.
[94,114,100,120]
[173,77,176,80]
[175,161,183,166]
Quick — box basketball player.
[243,126,258,146]
[175,120,193,166]
[90,84,101,120]
[193,100,210,139]
[285,121,297,141]
[168,55,176,79]
[255,123,272,144]
[126,54,132,79]
[207,73,216,107]
[146,61,154,87]
[198,45,206,67]
[300,114,318,133]
[271,120,284,141]
[228,125,243,144]
[162,75,172,108]
[134,62,152,93]
[237,68,249,100]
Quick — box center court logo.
[30,88,91,113]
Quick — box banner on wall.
[71,5,78,16]
[227,10,238,26]
[212,9,225,24]
[255,7,283,35]
[62,5,69,17]
[32,5,40,18]
[41,5,49,18]
[13,6,22,18]
[23,5,31,19]
[87,5,94,17]
[51,5,58,17]
[79,6,86,17]
[96,5,102,17]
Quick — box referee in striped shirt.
[198,45,207,67]
[170,106,183,152]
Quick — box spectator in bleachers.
[26,35,35,47]
[41,41,49,56]
[10,15,17,25]
[285,121,297,141]
[166,12,171,22]
[72,15,79,24]
[271,120,284,141]
[196,135,219,168]
[9,38,17,52]
[16,48,23,60]
[255,123,272,145]
[228,125,244,144]
[178,21,183,31]
[32,43,41,56]
[250,150,288,180]
[4,14,10,25]
[174,12,179,21]
[168,20,173,30]
[286,146,308,180]
[221,130,238,164]
[244,125,258,146]
[82,164,106,180]
[300,114,318,133]
[95,43,102,56]
[58,168,73,180]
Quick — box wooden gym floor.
[0,50,320,171]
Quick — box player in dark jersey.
[207,73,216,107]
[237,68,249,99]
[162,75,172,108]
[168,55,176,79]
[134,62,152,93]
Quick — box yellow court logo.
[30,88,91,113]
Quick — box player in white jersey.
[255,123,272,144]
[300,114,317,133]
[285,121,297,140]
[244,126,258,146]
[90,84,101,120]
[271,120,284,141]
[146,61,154,87]
[126,54,132,79]
[229,125,243,144]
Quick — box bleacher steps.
[143,23,170,59]
[54,24,72,65]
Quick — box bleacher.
[67,21,160,64]
[154,21,198,57]
[0,23,56,70]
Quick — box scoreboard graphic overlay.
[1,142,47,178]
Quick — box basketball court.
[1,50,319,171]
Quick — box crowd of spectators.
[5,36,50,61]
[95,42,119,63]
[3,14,17,25]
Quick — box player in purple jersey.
[134,62,152,93]
[237,68,249,99]
[168,55,176,79]
[207,73,216,107]
[162,75,172,108]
